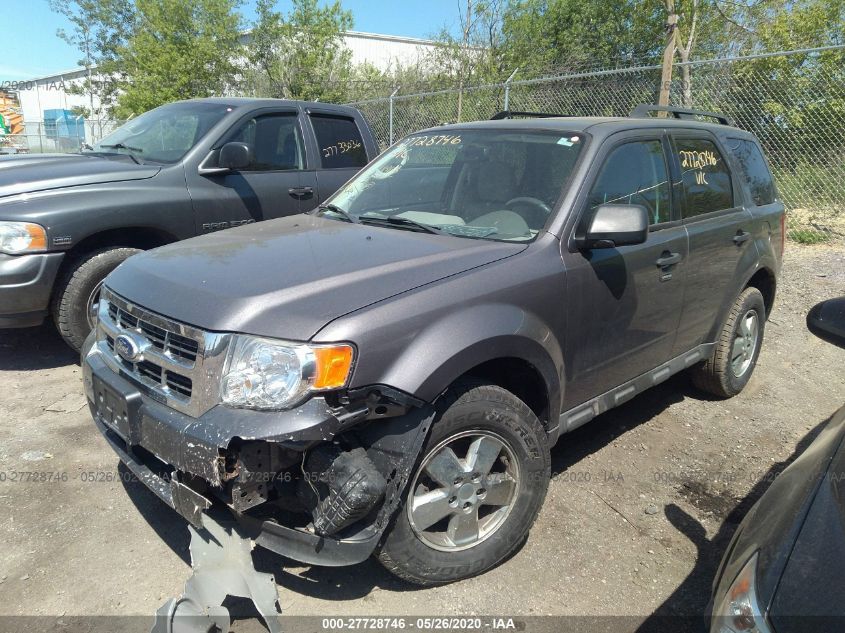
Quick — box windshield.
[90,101,234,164]
[327,129,583,241]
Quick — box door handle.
[288,186,314,197]
[655,251,682,268]
[733,230,751,245]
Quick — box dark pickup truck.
[83,105,784,587]
[0,98,377,350]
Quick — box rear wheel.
[377,380,550,585]
[691,286,766,398]
[51,247,141,352]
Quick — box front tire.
[51,247,141,352]
[691,286,766,398]
[377,380,550,585]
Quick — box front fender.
[396,304,563,408]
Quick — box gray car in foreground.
[82,105,785,586]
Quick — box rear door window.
[674,138,734,218]
[310,114,368,169]
[727,138,777,206]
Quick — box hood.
[105,214,526,340]
[769,405,845,621]
[0,153,160,198]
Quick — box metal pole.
[503,68,519,111]
[388,87,400,145]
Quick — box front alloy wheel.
[377,380,550,586]
[407,430,519,552]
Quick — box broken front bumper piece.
[83,350,434,566]
[151,512,282,633]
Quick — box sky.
[1,0,461,81]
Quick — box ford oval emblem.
[114,332,149,363]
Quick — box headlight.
[221,335,354,410]
[0,221,48,255]
[712,552,772,633]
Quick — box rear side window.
[675,138,734,217]
[587,139,671,225]
[310,114,368,169]
[728,138,777,206]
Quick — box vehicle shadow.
[0,323,78,371]
[549,372,691,476]
[636,413,832,633]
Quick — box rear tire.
[691,287,766,398]
[51,247,141,352]
[377,380,550,586]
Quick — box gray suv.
[82,105,784,585]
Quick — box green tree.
[114,0,243,117]
[244,0,354,102]
[48,0,135,123]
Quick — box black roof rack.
[630,104,734,127]
[490,111,566,120]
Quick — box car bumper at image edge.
[0,252,64,327]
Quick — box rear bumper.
[0,252,64,328]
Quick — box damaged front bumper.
[83,343,434,567]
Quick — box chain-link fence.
[349,46,845,244]
[0,119,122,155]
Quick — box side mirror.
[807,298,845,349]
[581,204,649,249]
[219,142,253,171]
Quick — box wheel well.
[746,268,776,318]
[461,357,551,427]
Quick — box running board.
[555,344,714,437]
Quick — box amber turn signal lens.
[312,345,354,389]
[26,224,48,251]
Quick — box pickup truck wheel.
[51,247,141,352]
[691,286,766,398]
[377,380,550,585]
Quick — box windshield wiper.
[314,203,359,224]
[100,142,144,153]
[366,216,445,235]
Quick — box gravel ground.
[0,244,843,632]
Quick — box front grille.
[95,288,227,417]
[107,302,199,362]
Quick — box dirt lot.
[1,244,843,632]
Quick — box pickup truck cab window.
[328,129,584,241]
[90,101,234,164]
[586,139,671,226]
[224,113,305,171]
[310,113,368,169]
[674,137,734,217]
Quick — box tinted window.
[310,115,368,168]
[675,138,734,217]
[728,138,776,206]
[587,140,671,225]
[226,113,304,171]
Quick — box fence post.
[503,68,519,111]
[388,87,400,145]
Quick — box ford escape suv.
[82,105,784,586]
